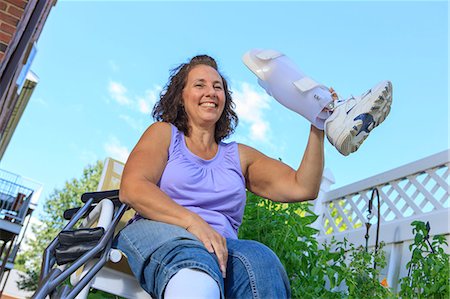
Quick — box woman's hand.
[186,214,228,278]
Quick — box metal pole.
[0,235,16,286]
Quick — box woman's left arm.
[240,125,324,202]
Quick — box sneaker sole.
[337,81,392,155]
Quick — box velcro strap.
[255,49,284,60]
[293,77,321,92]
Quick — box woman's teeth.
[200,103,216,107]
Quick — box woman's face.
[182,64,226,128]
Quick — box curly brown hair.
[152,55,238,143]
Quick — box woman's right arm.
[119,122,228,277]
[119,122,196,228]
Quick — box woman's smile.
[182,65,226,125]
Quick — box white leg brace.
[243,49,334,129]
[164,268,220,299]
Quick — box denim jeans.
[113,218,291,299]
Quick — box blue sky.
[0,1,448,215]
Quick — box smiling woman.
[114,54,325,299]
[181,65,226,138]
[152,55,238,144]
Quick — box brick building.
[0,0,57,160]
[0,1,56,298]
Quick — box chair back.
[97,157,135,233]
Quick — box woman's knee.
[229,240,284,270]
[145,242,224,298]
[227,239,290,298]
[164,268,220,299]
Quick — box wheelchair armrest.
[81,189,119,204]
[63,199,123,221]
[63,206,94,220]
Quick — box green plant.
[399,220,450,299]
[88,289,125,299]
[239,191,345,298]
[341,242,394,299]
[239,191,394,298]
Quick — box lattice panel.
[322,162,449,235]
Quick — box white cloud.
[107,81,161,121]
[108,81,132,105]
[119,114,145,132]
[137,85,162,114]
[233,82,271,142]
[250,121,269,142]
[104,136,130,163]
[138,98,151,114]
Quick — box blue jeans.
[113,219,290,299]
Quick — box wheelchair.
[32,189,152,299]
[32,157,152,298]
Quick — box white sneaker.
[325,81,393,156]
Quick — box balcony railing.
[0,172,34,225]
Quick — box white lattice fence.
[318,150,449,237]
[314,150,450,291]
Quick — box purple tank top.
[131,124,247,239]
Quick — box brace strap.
[255,49,284,60]
[293,77,322,92]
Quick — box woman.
[114,55,325,298]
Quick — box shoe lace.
[336,95,354,104]
[328,87,354,110]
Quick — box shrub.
[399,221,450,299]
[238,191,392,298]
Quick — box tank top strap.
[168,124,183,160]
